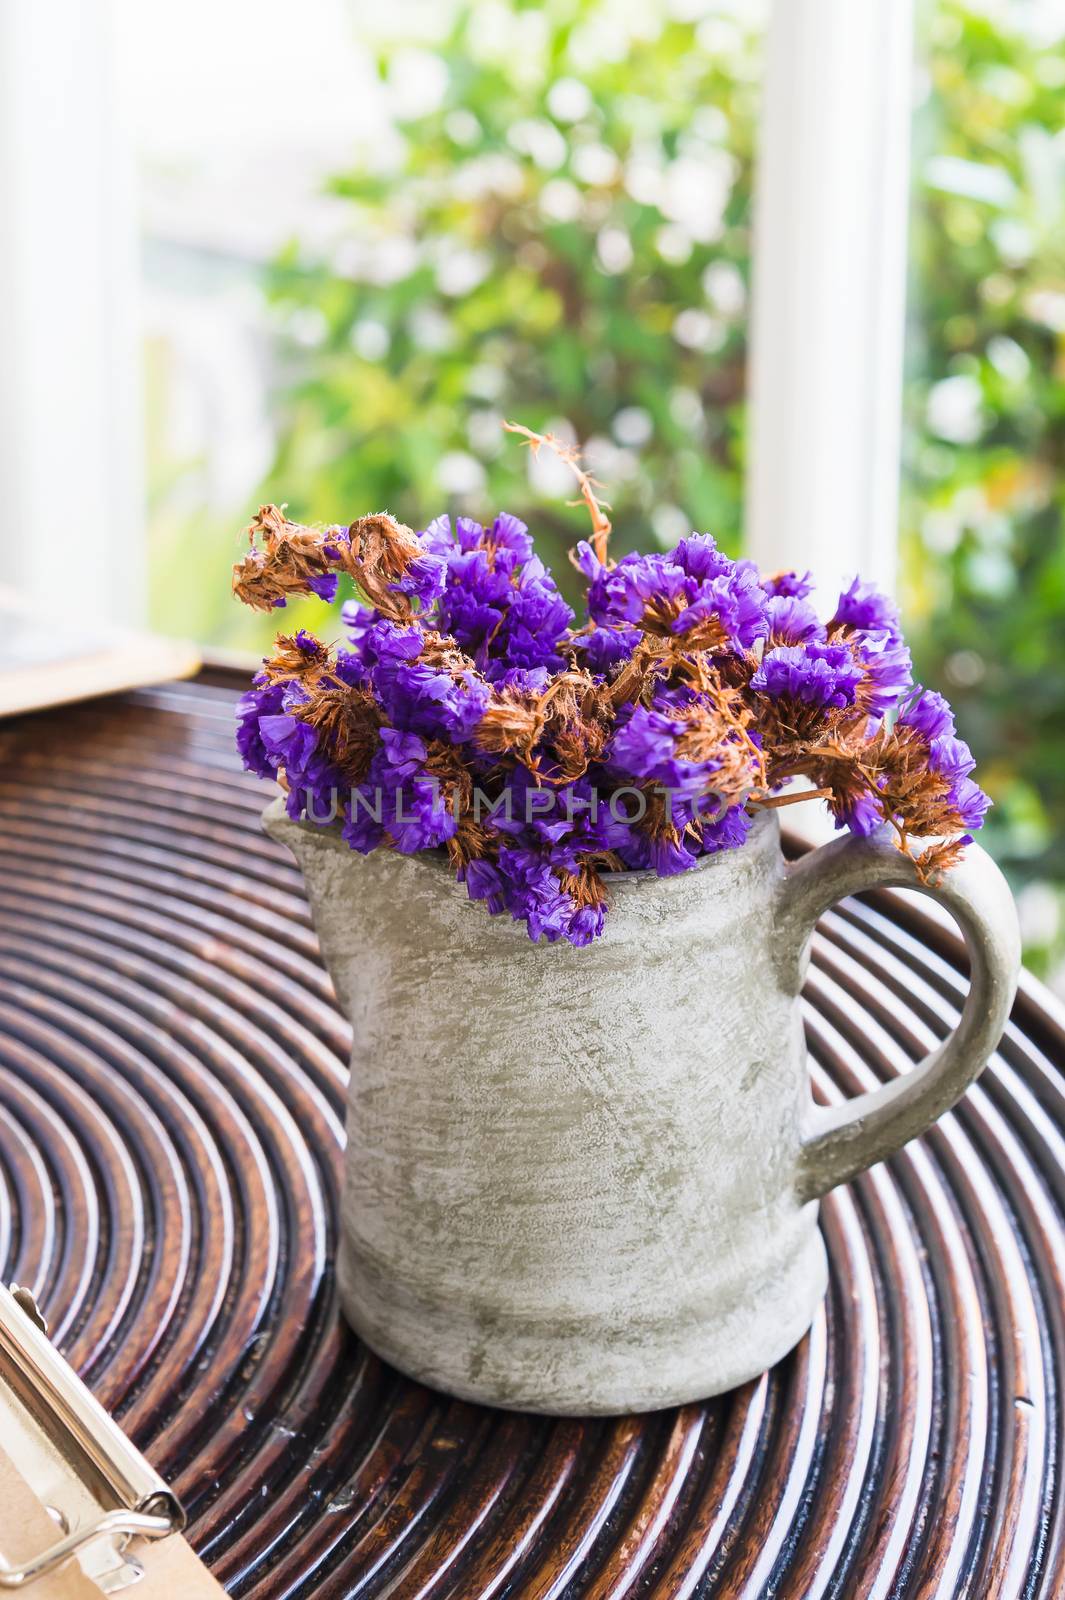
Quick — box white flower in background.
[572,144,620,187]
[597,226,634,273]
[466,364,505,401]
[547,78,592,123]
[702,261,746,315]
[926,374,984,443]
[966,548,1017,597]
[454,154,525,202]
[689,106,730,143]
[624,149,664,206]
[1017,883,1061,950]
[696,17,743,56]
[387,49,449,117]
[612,406,653,447]
[539,179,582,222]
[508,118,568,171]
[365,237,419,286]
[921,509,962,555]
[468,2,548,78]
[409,307,454,352]
[987,335,1030,384]
[568,4,655,67]
[655,225,693,264]
[351,320,390,361]
[670,387,704,430]
[288,308,327,347]
[673,308,726,351]
[1025,289,1065,331]
[651,504,691,548]
[660,152,735,242]
[584,435,639,482]
[436,451,486,496]
[945,649,986,688]
[444,110,480,147]
[467,411,505,458]
[436,250,491,297]
[990,218,1034,264]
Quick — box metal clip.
[0,1284,185,1590]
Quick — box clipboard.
[0,1285,224,1597]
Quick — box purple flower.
[375,661,490,744]
[671,563,767,651]
[899,689,990,831]
[672,533,733,582]
[566,902,606,946]
[434,518,574,679]
[461,858,508,915]
[238,503,985,947]
[392,550,448,610]
[576,625,640,674]
[833,784,886,837]
[487,512,535,564]
[346,729,457,855]
[898,687,956,741]
[764,595,825,646]
[577,544,690,626]
[306,573,339,602]
[750,643,863,708]
[258,713,320,770]
[236,680,285,778]
[945,775,991,830]
[342,605,423,671]
[609,705,721,800]
[700,803,752,854]
[496,847,573,943]
[580,539,767,650]
[257,712,347,826]
[647,832,699,876]
[856,630,913,719]
[492,665,552,694]
[764,570,815,599]
[927,732,990,829]
[342,791,385,854]
[387,778,456,853]
[832,576,902,641]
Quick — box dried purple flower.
[751,643,863,709]
[235,474,985,943]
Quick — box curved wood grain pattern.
[0,677,1063,1597]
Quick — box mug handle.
[775,826,1021,1204]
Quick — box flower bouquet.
[234,427,989,947]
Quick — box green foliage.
[257,0,761,595]
[902,2,1065,926]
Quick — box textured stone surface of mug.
[263,798,1019,1414]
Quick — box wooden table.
[1,676,1063,1597]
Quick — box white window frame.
[0,0,143,629]
[745,0,916,596]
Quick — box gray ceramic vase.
[263,798,1019,1415]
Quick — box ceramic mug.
[264,798,1019,1415]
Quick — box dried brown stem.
[503,420,612,565]
[748,787,834,811]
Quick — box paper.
[0,1446,100,1599]
[0,1444,226,1598]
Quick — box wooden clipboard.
[0,1286,224,1597]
